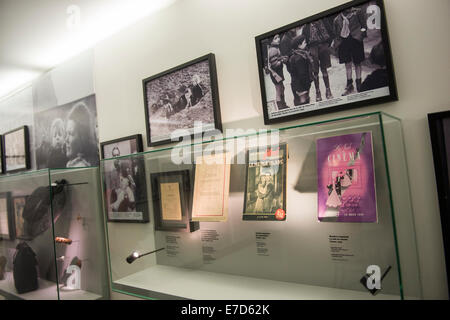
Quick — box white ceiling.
[0,0,176,99]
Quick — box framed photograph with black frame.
[0,192,15,241]
[255,0,397,125]
[428,110,450,297]
[142,53,222,147]
[150,170,199,232]
[12,195,29,240]
[101,134,149,223]
[2,126,31,173]
[100,134,143,159]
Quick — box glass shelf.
[101,111,422,300]
[0,167,109,300]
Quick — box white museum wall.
[92,0,450,299]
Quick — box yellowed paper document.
[160,182,182,221]
[192,153,230,221]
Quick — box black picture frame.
[102,152,150,224]
[150,170,199,232]
[142,53,222,147]
[255,0,397,125]
[100,134,144,159]
[428,110,450,297]
[0,192,15,241]
[101,134,148,223]
[100,134,150,223]
[2,126,31,173]
[11,195,29,240]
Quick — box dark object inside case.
[22,179,68,239]
[13,242,39,294]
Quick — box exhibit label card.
[192,153,230,222]
[160,182,183,221]
[317,132,377,222]
[243,144,287,221]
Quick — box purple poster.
[317,132,377,222]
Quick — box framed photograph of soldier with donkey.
[255,0,397,124]
[142,53,222,146]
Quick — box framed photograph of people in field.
[255,0,397,124]
[142,53,222,147]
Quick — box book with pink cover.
[317,132,377,222]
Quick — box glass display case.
[0,167,109,300]
[102,112,422,300]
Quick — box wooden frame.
[255,0,397,124]
[142,53,222,147]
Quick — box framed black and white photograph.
[150,170,199,232]
[0,192,14,240]
[102,135,149,223]
[428,110,450,297]
[2,126,31,173]
[100,134,143,159]
[142,53,222,146]
[34,94,99,169]
[255,0,397,124]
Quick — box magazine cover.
[243,144,287,221]
[317,132,377,222]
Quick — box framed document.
[2,126,31,173]
[0,192,14,240]
[151,170,199,232]
[243,144,288,221]
[160,182,183,221]
[192,153,231,222]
